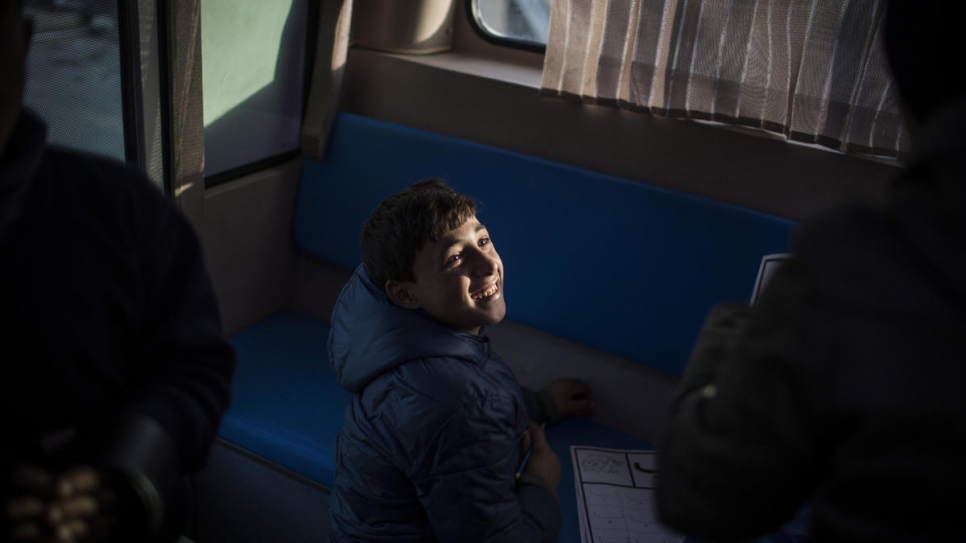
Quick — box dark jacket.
[327,264,561,542]
[1,110,236,542]
[656,98,966,542]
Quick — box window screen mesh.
[22,0,126,163]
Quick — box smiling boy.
[327,179,593,542]
[387,215,505,335]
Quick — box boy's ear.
[385,280,421,309]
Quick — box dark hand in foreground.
[6,464,53,542]
[545,378,596,419]
[6,464,117,543]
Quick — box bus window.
[22,0,126,163]
[470,0,550,50]
[201,0,311,186]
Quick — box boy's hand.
[522,422,561,491]
[545,378,596,419]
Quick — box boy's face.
[391,215,506,335]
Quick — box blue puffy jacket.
[327,265,561,542]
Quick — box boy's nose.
[470,247,500,276]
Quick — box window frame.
[465,0,547,54]
[117,0,148,171]
[22,0,146,173]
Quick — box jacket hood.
[328,264,488,392]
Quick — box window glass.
[22,0,126,162]
[472,0,551,47]
[201,0,309,180]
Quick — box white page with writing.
[571,446,686,543]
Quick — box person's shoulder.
[377,358,522,436]
[41,146,185,228]
[353,360,470,449]
[796,204,887,249]
[44,146,145,182]
[42,146,165,204]
[391,357,479,405]
[790,202,942,313]
[354,357,521,477]
[376,354,516,413]
[792,204,895,274]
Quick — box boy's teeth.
[472,285,497,300]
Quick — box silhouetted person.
[656,1,966,541]
[1,1,236,541]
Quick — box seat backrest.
[295,113,796,375]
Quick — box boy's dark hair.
[361,178,476,288]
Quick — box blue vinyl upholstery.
[295,113,797,376]
[223,113,798,492]
[220,311,350,487]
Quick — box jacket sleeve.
[519,387,560,424]
[656,258,821,542]
[412,391,561,543]
[82,173,236,533]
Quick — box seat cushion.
[220,310,351,487]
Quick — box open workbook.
[570,446,684,543]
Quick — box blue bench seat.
[219,112,797,500]
[220,310,351,487]
[219,310,656,498]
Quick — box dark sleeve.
[656,258,821,542]
[121,181,236,474]
[413,394,561,543]
[519,387,560,424]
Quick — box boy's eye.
[446,253,462,265]
[479,237,491,247]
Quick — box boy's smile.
[390,216,506,335]
[471,283,499,300]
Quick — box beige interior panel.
[203,158,302,336]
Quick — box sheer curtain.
[541,0,910,158]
